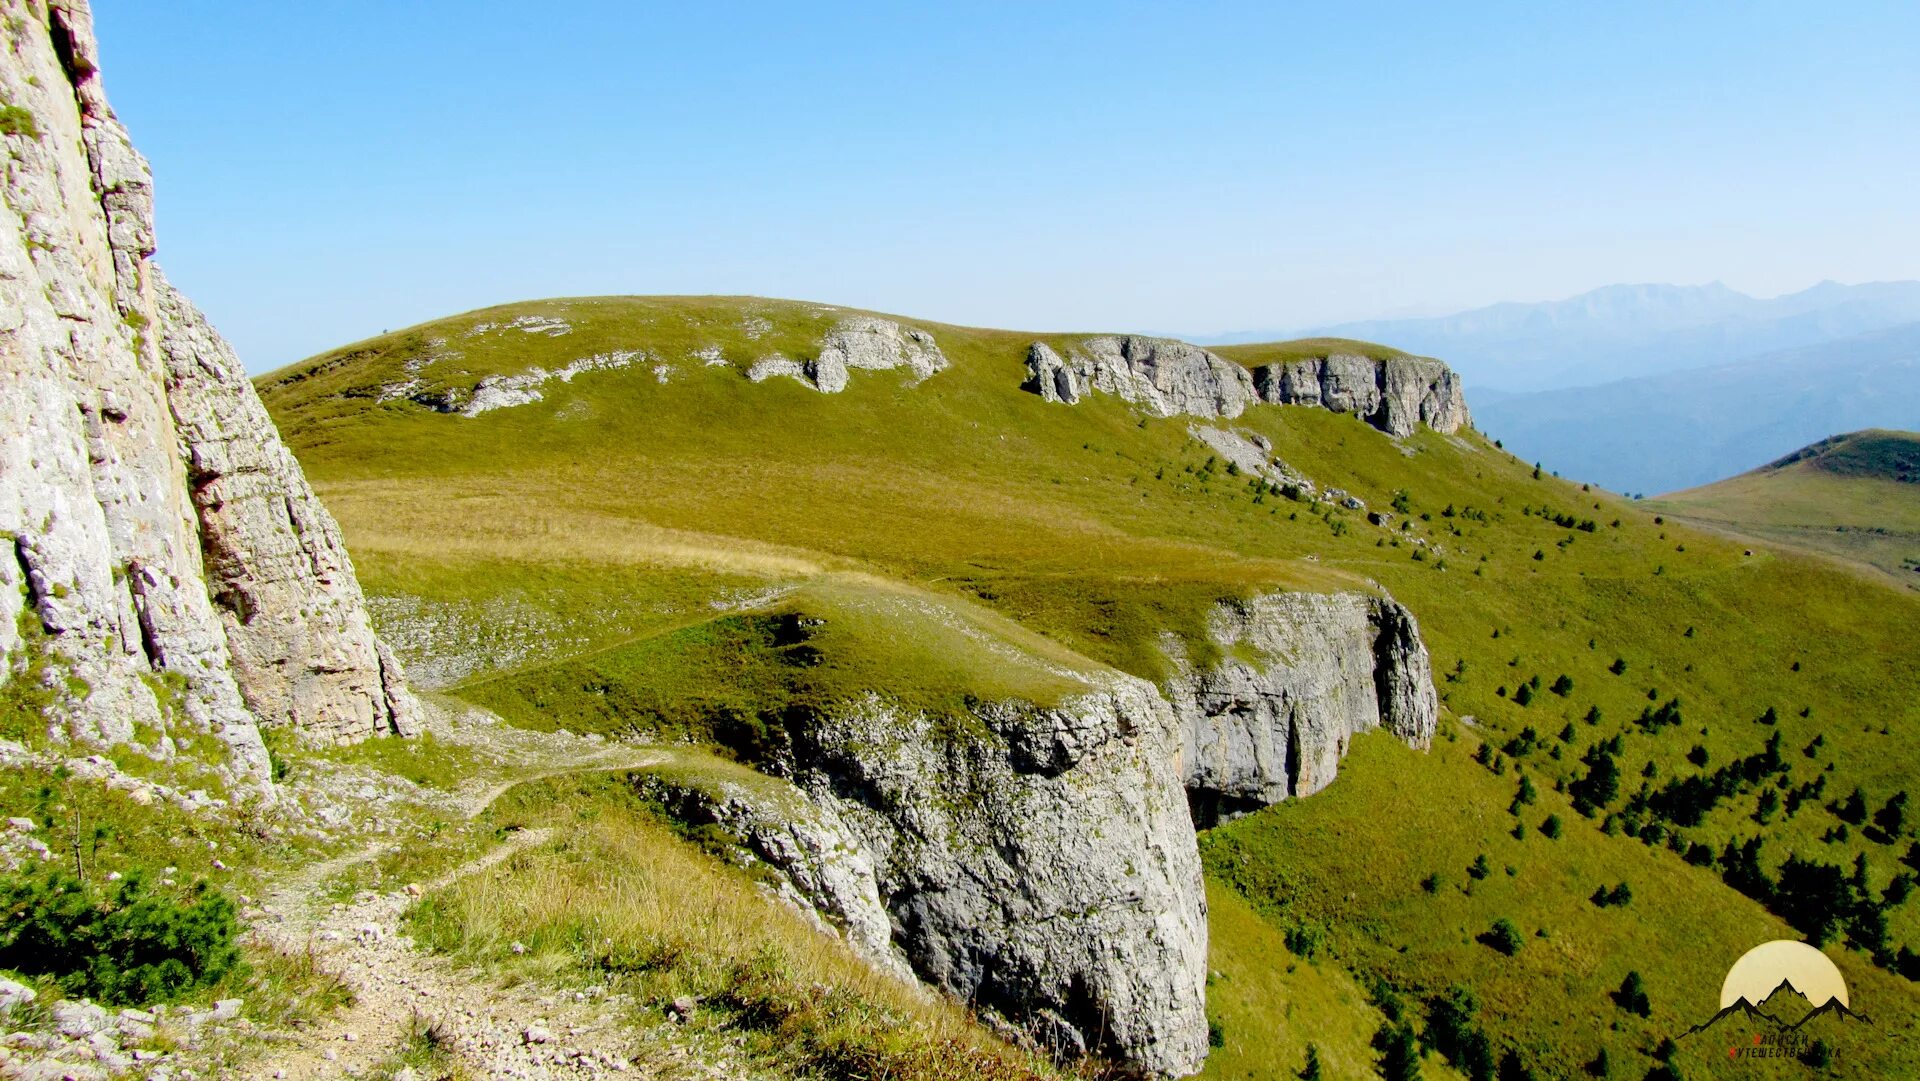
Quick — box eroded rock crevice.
[0,0,417,776]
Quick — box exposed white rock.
[1025,336,1255,418]
[460,350,645,416]
[1168,591,1438,827]
[646,682,1208,1078]
[748,317,949,393]
[1024,342,1081,403]
[1250,352,1469,437]
[465,314,571,337]
[810,316,948,392]
[1185,425,1316,493]
[746,354,810,385]
[0,0,415,759]
[630,768,915,984]
[1028,336,1470,436]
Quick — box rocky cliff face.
[1168,591,1439,828]
[638,584,1443,1077]
[643,682,1210,1078]
[1249,352,1468,437]
[1026,337,1469,437]
[1025,336,1256,419]
[0,0,415,773]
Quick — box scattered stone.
[0,977,36,1015]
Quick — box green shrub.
[1611,970,1651,1017]
[0,865,240,1004]
[1482,918,1524,956]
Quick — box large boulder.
[1168,590,1438,827]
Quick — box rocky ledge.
[634,582,1440,1077]
[1167,591,1438,827]
[1025,337,1470,436]
[640,681,1210,1078]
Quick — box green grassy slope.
[1650,429,1920,589]
[261,296,1920,1080]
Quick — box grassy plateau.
[246,295,1920,1080]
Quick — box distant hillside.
[1470,322,1920,495]
[1650,430,1920,588]
[1214,280,1920,393]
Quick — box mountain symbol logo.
[1682,940,1872,1037]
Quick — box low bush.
[0,866,240,1004]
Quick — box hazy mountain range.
[1207,281,1920,494]
[1474,322,1920,495]
[1218,280,1920,395]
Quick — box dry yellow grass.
[408,774,1066,1081]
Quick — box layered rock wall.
[1168,591,1438,827]
[1025,336,1255,419]
[1026,337,1470,436]
[1250,353,1467,437]
[640,585,1442,1076]
[645,682,1210,1078]
[0,0,414,773]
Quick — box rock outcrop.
[1169,591,1438,827]
[1025,337,1255,418]
[1249,352,1468,437]
[644,683,1209,1078]
[0,0,415,771]
[749,316,947,392]
[1026,336,1469,436]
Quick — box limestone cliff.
[0,0,415,774]
[1169,591,1439,827]
[633,585,1443,1077]
[1249,352,1468,437]
[640,682,1210,1078]
[1025,336,1256,419]
[1025,337,1470,437]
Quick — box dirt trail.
[234,708,681,1081]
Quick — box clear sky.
[92,1,1920,372]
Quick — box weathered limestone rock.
[1023,342,1081,403]
[0,0,414,770]
[1026,336,1255,418]
[630,765,915,983]
[750,317,948,392]
[156,279,417,742]
[1169,591,1438,827]
[650,684,1209,1078]
[812,315,947,392]
[1250,352,1468,437]
[1027,336,1470,437]
[460,350,644,416]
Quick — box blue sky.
[93,1,1920,371]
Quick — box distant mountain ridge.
[1469,322,1920,495]
[1207,279,1920,394]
